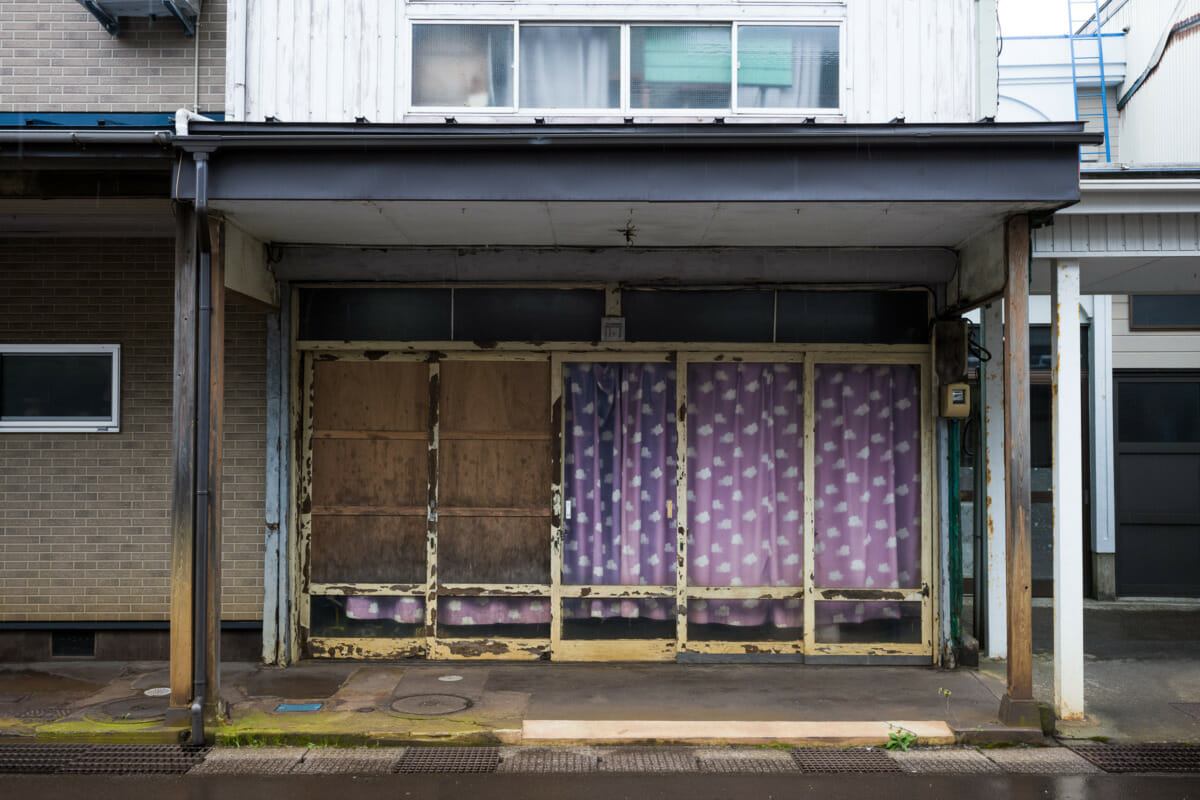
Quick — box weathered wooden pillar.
[1051,259,1085,720]
[999,214,1039,727]
[206,219,226,711]
[170,205,198,710]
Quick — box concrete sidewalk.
[1,600,1196,747]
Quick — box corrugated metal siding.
[1115,0,1200,163]
[1035,212,1200,254]
[240,0,978,123]
[1111,295,1200,370]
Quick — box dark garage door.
[1115,373,1200,596]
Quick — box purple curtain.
[687,363,804,628]
[564,363,677,619]
[813,364,921,626]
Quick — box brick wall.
[0,0,226,113]
[0,238,265,621]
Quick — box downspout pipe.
[190,152,212,747]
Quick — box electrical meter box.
[940,382,970,418]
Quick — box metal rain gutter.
[0,130,172,146]
[174,122,1103,153]
[190,151,212,748]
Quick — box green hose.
[948,419,963,650]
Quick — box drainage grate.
[698,751,798,774]
[790,747,902,773]
[888,749,1004,774]
[1170,703,1200,721]
[597,748,699,773]
[395,747,500,774]
[1068,745,1200,774]
[58,745,209,775]
[497,748,599,773]
[0,744,93,774]
[292,748,406,774]
[189,747,307,775]
[0,744,208,775]
[984,747,1100,774]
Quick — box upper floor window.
[410,21,841,115]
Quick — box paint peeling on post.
[426,357,441,642]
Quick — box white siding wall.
[1111,0,1200,164]
[1077,86,1120,163]
[237,0,979,123]
[1112,295,1200,370]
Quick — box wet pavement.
[3,773,1200,800]
[0,600,1195,748]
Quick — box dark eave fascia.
[178,121,1101,152]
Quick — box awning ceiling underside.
[170,122,1097,251]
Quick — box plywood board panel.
[440,360,550,432]
[312,438,426,507]
[439,516,551,584]
[313,360,428,431]
[441,439,551,508]
[310,515,426,584]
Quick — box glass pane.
[520,26,620,109]
[813,364,922,588]
[687,363,804,587]
[437,597,551,639]
[737,26,839,109]
[1118,381,1200,443]
[562,597,675,639]
[299,288,451,341]
[687,598,803,641]
[631,26,731,109]
[563,363,678,585]
[0,353,112,420]
[412,24,513,107]
[312,595,424,638]
[453,289,606,341]
[814,601,922,644]
[1130,295,1200,328]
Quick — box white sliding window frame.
[0,344,121,433]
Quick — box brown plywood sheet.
[312,439,427,507]
[310,515,427,584]
[439,516,551,584]
[313,361,428,432]
[441,439,552,508]
[440,361,550,432]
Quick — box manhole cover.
[85,696,168,724]
[790,747,902,773]
[438,675,464,682]
[395,747,499,773]
[1068,745,1200,773]
[390,694,472,716]
[143,687,171,698]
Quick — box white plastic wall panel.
[1076,87,1120,163]
[239,0,978,123]
[1035,212,1200,256]
[1111,295,1200,370]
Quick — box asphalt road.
[4,774,1200,800]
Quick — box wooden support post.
[999,214,1039,728]
[1052,260,1085,720]
[205,219,226,712]
[982,301,1007,658]
[169,206,198,711]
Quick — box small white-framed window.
[629,24,733,111]
[411,22,516,110]
[0,344,120,433]
[519,24,622,111]
[733,23,841,113]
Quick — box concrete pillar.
[1088,295,1117,600]
[1052,260,1086,720]
[982,301,1008,659]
